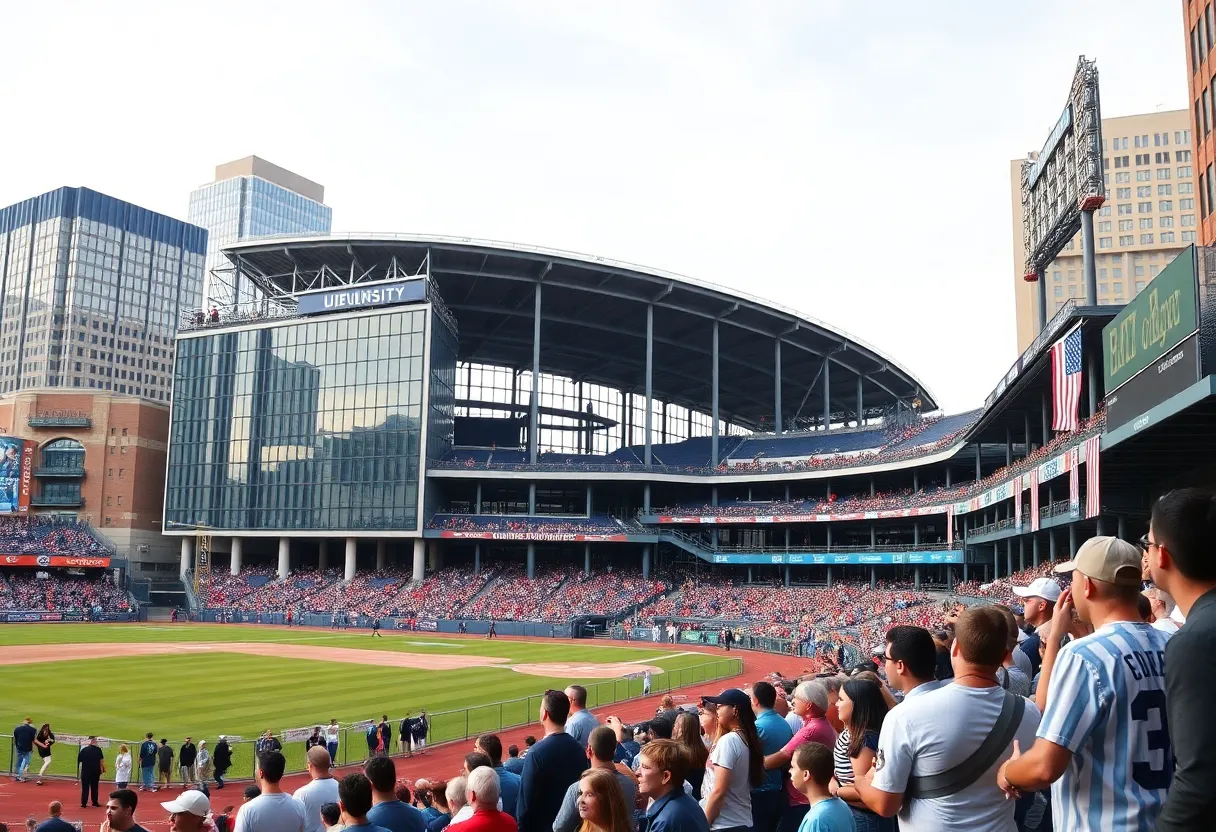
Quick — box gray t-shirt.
[235,792,308,832]
[699,731,752,831]
[872,683,1041,832]
[294,777,341,832]
[552,770,637,832]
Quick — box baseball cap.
[1054,536,1142,586]
[161,790,211,817]
[702,688,750,709]
[1012,577,1062,603]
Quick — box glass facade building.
[188,159,332,306]
[0,187,205,400]
[166,303,456,532]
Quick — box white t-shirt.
[1151,618,1179,634]
[785,712,803,733]
[294,777,341,832]
[699,731,753,831]
[325,725,340,744]
[234,792,308,832]
[115,753,132,783]
[872,683,1041,832]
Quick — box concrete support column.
[475,483,483,514]
[774,338,782,434]
[856,375,864,428]
[784,566,790,587]
[913,521,920,546]
[318,540,329,573]
[747,566,753,583]
[412,539,425,582]
[1081,209,1098,304]
[643,545,652,581]
[914,566,921,590]
[913,471,919,492]
[1117,515,1127,539]
[278,537,290,580]
[711,320,720,464]
[870,567,876,589]
[826,524,833,549]
[827,566,833,587]
[1033,533,1040,568]
[1087,351,1100,418]
[526,543,536,580]
[344,538,357,581]
[1006,426,1013,467]
[945,467,951,487]
[586,486,593,516]
[975,444,982,481]
[964,561,969,582]
[1037,269,1048,332]
[711,486,718,507]
[474,543,481,576]
[529,282,542,464]
[870,523,876,547]
[230,537,243,576]
[870,479,875,497]
[822,357,831,430]
[643,483,651,514]
[1049,530,1058,562]
[1069,524,1078,559]
[427,541,443,570]
[1024,411,1033,455]
[784,527,790,549]
[528,482,536,515]
[1019,537,1026,572]
[1041,391,1050,445]
[375,539,387,573]
[644,304,654,464]
[584,544,591,576]
[180,538,192,580]
[784,484,791,502]
[1096,516,1107,536]
[1006,539,1013,577]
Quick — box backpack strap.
[905,691,1025,800]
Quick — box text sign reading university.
[1104,246,1198,393]
[297,278,426,316]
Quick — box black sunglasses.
[1139,534,1160,551]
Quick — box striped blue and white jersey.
[1038,620,1173,832]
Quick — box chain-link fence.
[0,657,742,782]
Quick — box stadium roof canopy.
[220,233,938,429]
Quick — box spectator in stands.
[671,713,709,799]
[426,781,452,832]
[475,735,520,818]
[1142,587,1180,634]
[700,688,764,832]
[827,679,889,832]
[503,746,524,775]
[573,769,631,832]
[294,746,341,832]
[35,802,74,832]
[159,791,211,832]
[765,680,835,832]
[991,607,1031,698]
[235,751,307,832]
[880,627,941,700]
[564,686,599,748]
[788,743,852,832]
[517,690,589,832]
[636,739,708,832]
[749,682,793,832]
[553,726,637,832]
[104,788,147,832]
[1011,577,1061,679]
[335,773,377,832]
[455,769,515,832]
[445,778,468,829]
[365,757,425,832]
[320,803,342,832]
[852,606,1041,831]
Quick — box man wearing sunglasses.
[1145,488,1216,832]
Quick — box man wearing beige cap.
[161,790,211,832]
[998,536,1173,832]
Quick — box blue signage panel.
[708,550,963,566]
[297,279,427,316]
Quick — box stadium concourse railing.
[0,657,741,783]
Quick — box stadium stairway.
[455,572,509,615]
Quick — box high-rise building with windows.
[1010,109,1196,351]
[188,156,332,305]
[0,186,207,566]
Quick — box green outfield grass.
[0,623,739,781]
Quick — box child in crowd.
[790,742,854,832]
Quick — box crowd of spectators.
[301,568,417,618]
[225,568,344,612]
[0,515,111,556]
[537,567,667,622]
[955,560,1065,605]
[428,514,627,535]
[0,572,131,613]
[391,565,499,619]
[202,565,277,607]
[462,564,568,620]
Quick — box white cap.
[1011,577,1062,603]
[161,790,211,817]
[870,644,886,656]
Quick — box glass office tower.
[188,156,332,306]
[0,187,206,400]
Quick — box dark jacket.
[180,742,197,767]
[517,732,588,832]
[13,723,36,753]
[139,740,158,767]
[214,741,232,772]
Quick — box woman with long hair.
[831,678,893,832]
[576,768,632,832]
[673,711,709,799]
[700,689,764,832]
[34,723,54,786]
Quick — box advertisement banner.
[654,506,948,525]
[709,550,963,566]
[438,531,627,542]
[1104,333,1201,431]
[0,555,112,568]
[1103,246,1198,393]
[297,278,426,316]
[0,437,30,514]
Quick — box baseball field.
[0,623,738,781]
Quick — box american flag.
[1085,434,1102,518]
[1030,469,1040,531]
[1069,447,1080,518]
[1052,325,1084,432]
[1015,487,1023,529]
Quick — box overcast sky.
[0,1,1190,412]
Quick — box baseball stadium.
[2,224,1216,824]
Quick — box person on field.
[139,734,159,792]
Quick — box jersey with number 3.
[1038,620,1172,832]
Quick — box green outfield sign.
[1104,245,1199,393]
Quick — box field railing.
[0,657,742,782]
